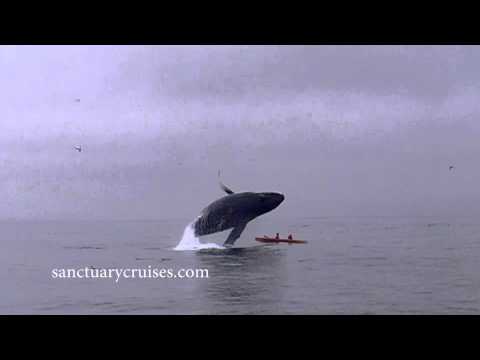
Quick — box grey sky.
[1,45,480,220]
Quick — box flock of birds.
[70,98,458,173]
[71,147,457,174]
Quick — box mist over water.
[2,46,480,220]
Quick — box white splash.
[174,222,225,251]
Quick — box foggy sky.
[1,45,480,220]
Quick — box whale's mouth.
[274,193,285,204]
[262,192,284,200]
[173,222,225,251]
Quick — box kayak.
[255,237,308,244]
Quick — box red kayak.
[255,236,308,244]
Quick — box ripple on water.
[64,246,105,250]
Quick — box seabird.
[74,146,82,152]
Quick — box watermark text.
[51,266,209,283]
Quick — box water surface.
[1,217,479,314]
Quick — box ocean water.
[1,217,480,314]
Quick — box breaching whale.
[193,178,285,247]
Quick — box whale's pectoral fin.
[223,222,248,247]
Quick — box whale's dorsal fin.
[220,181,235,195]
[218,170,235,195]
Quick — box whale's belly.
[193,207,239,236]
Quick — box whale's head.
[253,192,285,216]
[222,191,285,221]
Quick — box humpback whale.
[193,177,285,247]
